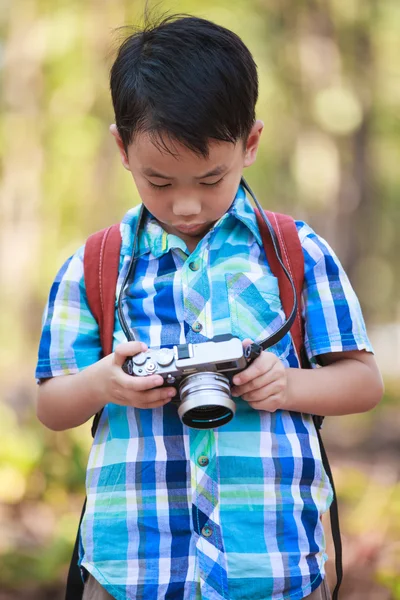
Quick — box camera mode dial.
[155,348,174,367]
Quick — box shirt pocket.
[225,272,290,360]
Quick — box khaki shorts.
[82,573,332,600]
[82,575,114,599]
[306,578,332,600]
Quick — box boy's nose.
[172,198,202,216]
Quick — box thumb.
[242,338,253,349]
[113,341,148,367]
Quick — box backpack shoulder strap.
[83,223,122,357]
[254,209,305,364]
[66,224,122,600]
[255,208,343,600]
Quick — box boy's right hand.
[99,341,177,409]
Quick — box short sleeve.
[35,245,102,380]
[296,221,373,364]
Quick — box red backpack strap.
[83,223,122,356]
[254,209,305,364]
[67,224,123,600]
[256,209,343,598]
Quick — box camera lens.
[178,373,235,429]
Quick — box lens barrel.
[178,372,236,429]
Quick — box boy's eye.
[200,177,224,187]
[147,177,225,189]
[148,181,171,189]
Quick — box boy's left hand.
[231,339,287,412]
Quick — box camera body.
[122,335,261,429]
[123,334,247,382]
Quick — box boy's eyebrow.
[195,166,227,179]
[142,166,228,179]
[142,168,172,179]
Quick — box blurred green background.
[1,0,399,598]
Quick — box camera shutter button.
[132,353,147,366]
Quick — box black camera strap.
[240,178,298,351]
[117,204,144,343]
[117,180,298,353]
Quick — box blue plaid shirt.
[36,186,372,600]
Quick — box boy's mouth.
[175,223,207,234]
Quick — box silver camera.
[122,335,261,429]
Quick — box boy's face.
[111,121,263,250]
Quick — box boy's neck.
[178,233,202,254]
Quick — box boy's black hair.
[110,15,258,156]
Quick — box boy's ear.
[243,120,264,168]
[110,124,130,170]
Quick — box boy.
[36,15,383,600]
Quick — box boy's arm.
[285,349,383,415]
[231,347,383,416]
[37,355,113,431]
[37,342,177,431]
[35,248,173,431]
[242,219,383,417]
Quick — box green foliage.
[0,0,399,597]
[0,537,71,588]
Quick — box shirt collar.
[224,184,263,245]
[120,206,190,259]
[144,216,188,258]
[119,183,263,259]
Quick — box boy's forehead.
[128,132,239,173]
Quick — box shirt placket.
[181,244,213,342]
[189,428,228,600]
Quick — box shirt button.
[189,261,200,271]
[192,322,202,333]
[201,525,213,538]
[197,455,209,467]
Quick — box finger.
[232,369,280,397]
[135,386,177,405]
[249,394,281,412]
[232,353,277,386]
[122,372,165,391]
[242,380,284,403]
[233,360,284,394]
[116,386,176,409]
[114,341,148,367]
[242,338,253,349]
